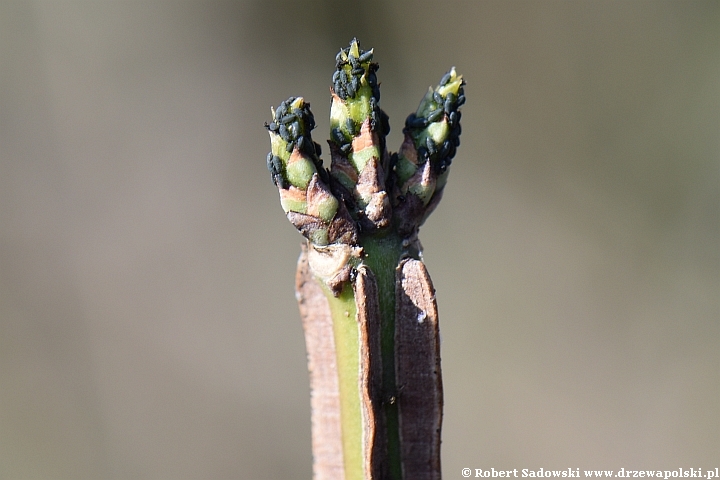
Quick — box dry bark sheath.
[265,39,464,480]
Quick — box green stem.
[322,283,363,480]
[360,233,404,480]
[320,232,406,480]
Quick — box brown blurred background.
[1,1,718,478]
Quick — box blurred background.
[1,1,718,478]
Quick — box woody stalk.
[264,39,465,480]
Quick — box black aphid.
[417,145,429,160]
[367,72,377,88]
[358,50,373,63]
[267,154,286,188]
[439,141,450,159]
[409,116,428,129]
[280,114,296,125]
[278,124,289,141]
[427,108,444,123]
[331,127,345,145]
[334,82,346,98]
[370,110,378,131]
[405,113,417,128]
[346,80,357,98]
[303,138,317,158]
[440,71,452,86]
[426,137,437,155]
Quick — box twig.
[265,38,465,480]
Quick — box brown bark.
[395,259,443,480]
[296,246,344,480]
[355,267,387,479]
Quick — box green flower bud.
[265,40,464,247]
[266,96,355,246]
[397,67,465,204]
[328,38,392,232]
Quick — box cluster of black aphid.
[265,151,286,188]
[330,122,354,156]
[265,97,327,187]
[333,40,378,102]
[328,41,391,161]
[404,71,465,174]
